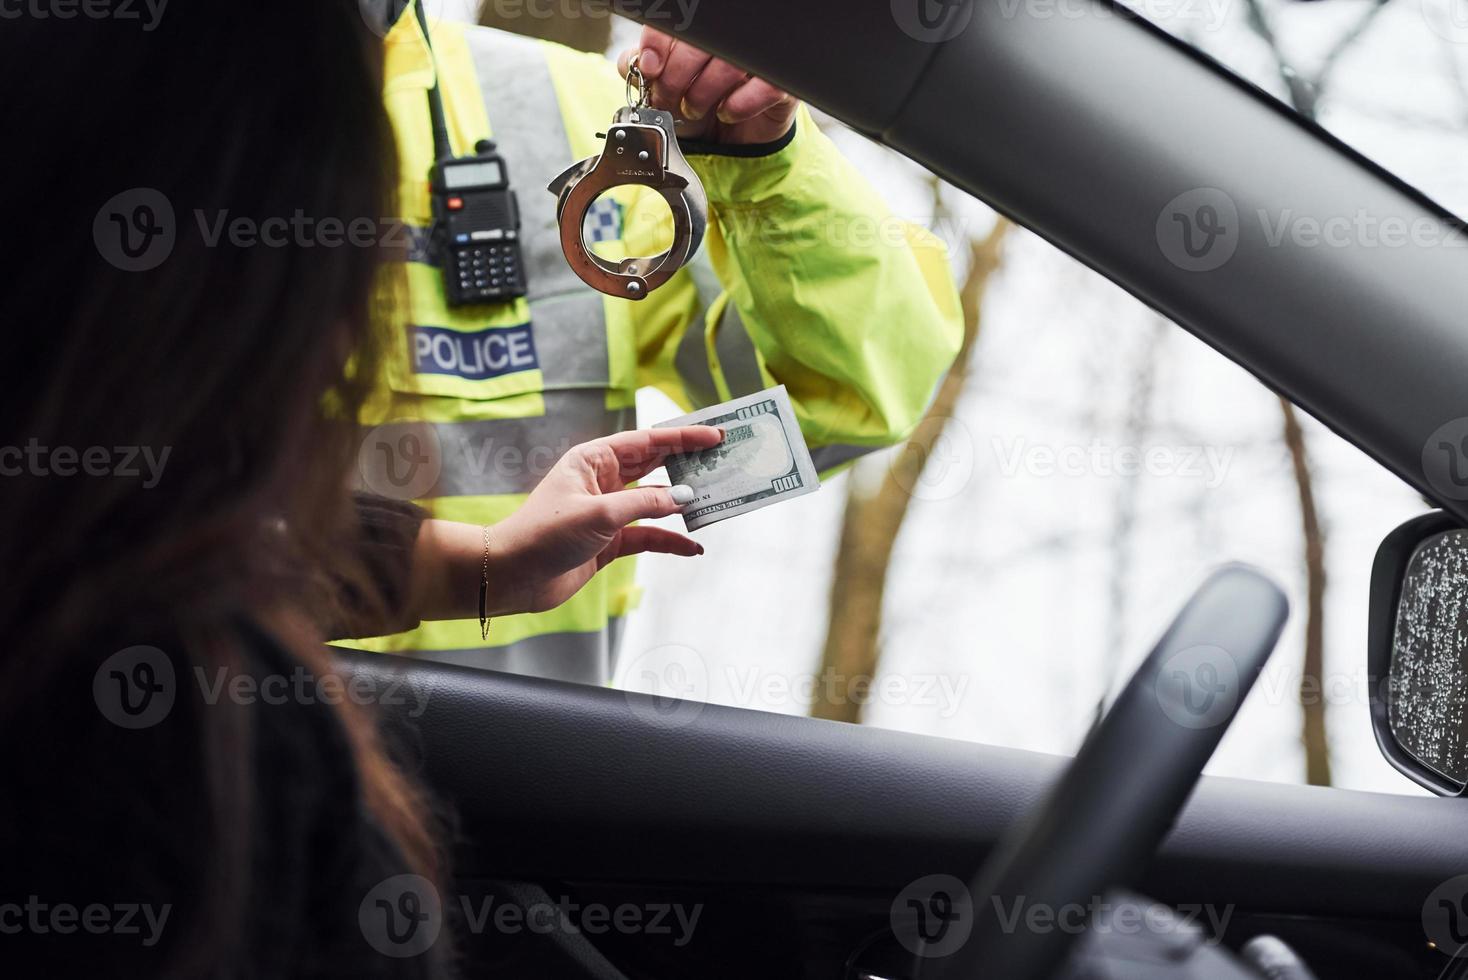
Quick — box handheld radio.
[430,140,527,305]
[414,0,527,306]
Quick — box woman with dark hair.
[0,3,717,974]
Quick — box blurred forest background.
[440,0,1468,793]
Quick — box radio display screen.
[444,160,503,189]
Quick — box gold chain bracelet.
[479,524,492,641]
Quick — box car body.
[339,1,1468,977]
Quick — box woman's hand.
[617,28,797,146]
[406,426,724,625]
[487,425,723,614]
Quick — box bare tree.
[1097,317,1168,721]
[1235,0,1391,785]
[811,190,1009,723]
[1279,396,1331,785]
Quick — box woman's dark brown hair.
[0,2,442,973]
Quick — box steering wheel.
[926,564,1290,980]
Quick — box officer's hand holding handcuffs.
[548,28,799,300]
[616,28,798,146]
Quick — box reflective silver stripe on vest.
[465,29,584,304]
[533,291,608,387]
[368,391,633,498]
[673,253,721,408]
[713,300,765,397]
[398,618,627,686]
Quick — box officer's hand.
[485,426,723,615]
[618,28,797,146]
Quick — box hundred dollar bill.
[654,385,820,531]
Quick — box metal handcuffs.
[546,58,708,300]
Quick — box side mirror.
[1370,512,1468,795]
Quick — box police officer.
[352,0,965,684]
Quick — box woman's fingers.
[597,425,724,483]
[598,525,704,568]
[599,483,697,527]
